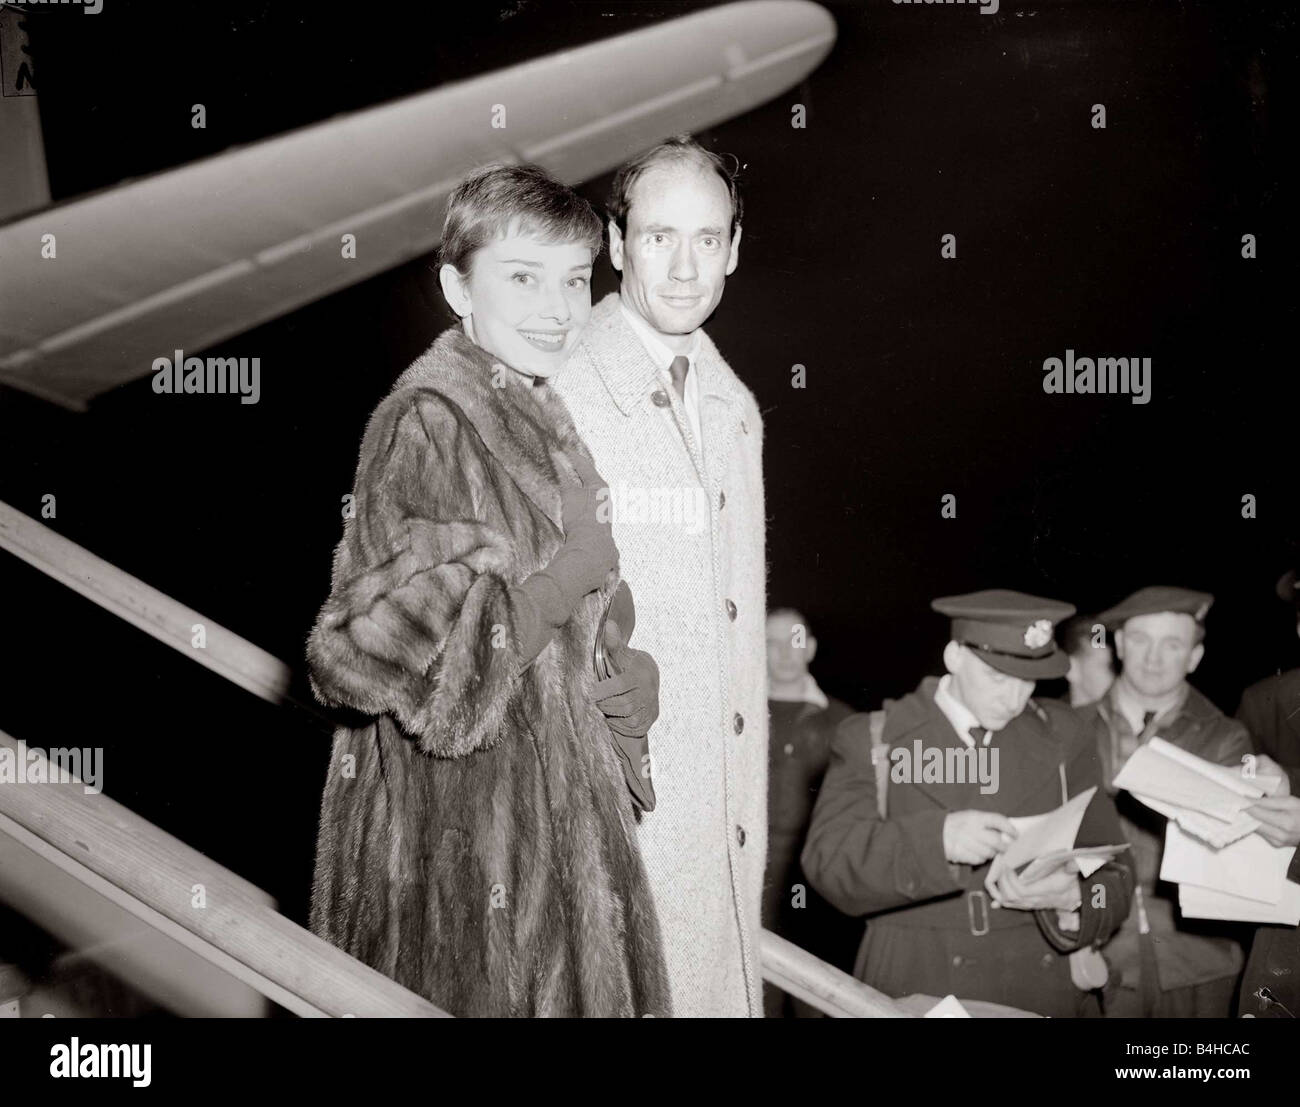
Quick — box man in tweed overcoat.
[553,137,768,1016]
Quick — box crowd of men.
[764,573,1300,1018]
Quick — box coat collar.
[885,676,1065,812]
[572,292,741,420]
[391,326,586,532]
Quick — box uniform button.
[952,955,963,968]
[725,599,737,621]
[719,490,726,509]
[733,712,744,734]
[783,743,794,756]
[736,825,747,847]
[651,390,671,408]
[1041,954,1054,968]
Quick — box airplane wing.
[0,0,835,410]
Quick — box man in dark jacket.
[1238,568,1300,1018]
[802,590,1134,1018]
[1080,586,1254,1017]
[763,608,856,1016]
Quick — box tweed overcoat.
[551,292,769,1017]
[802,678,1135,1018]
[306,326,671,1018]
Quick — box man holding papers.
[1080,586,1255,1017]
[802,591,1134,1018]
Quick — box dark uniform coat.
[802,676,1133,1018]
[1237,667,1300,1017]
[764,695,858,1013]
[306,327,671,1018]
[1079,683,1252,1006]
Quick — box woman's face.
[442,230,594,378]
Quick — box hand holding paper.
[1246,794,1300,850]
[984,786,1128,911]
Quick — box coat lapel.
[394,327,571,533]
[884,680,981,811]
[988,700,1069,815]
[696,340,741,490]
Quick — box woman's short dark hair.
[439,163,602,275]
[606,135,743,239]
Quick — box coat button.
[719,490,726,509]
[737,825,747,847]
[783,743,794,755]
[952,955,963,968]
[725,599,737,621]
[734,712,744,734]
[651,390,670,408]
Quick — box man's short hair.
[606,134,743,239]
[767,606,808,629]
[1058,615,1105,657]
[439,163,602,275]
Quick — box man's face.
[766,612,815,685]
[440,229,593,378]
[946,645,1036,732]
[1066,644,1115,706]
[610,162,741,337]
[1115,612,1203,697]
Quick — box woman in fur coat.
[306,165,670,1017]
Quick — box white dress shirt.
[619,296,703,449]
[934,674,993,747]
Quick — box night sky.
[2,0,1297,923]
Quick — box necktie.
[968,726,987,747]
[1117,711,1155,769]
[668,355,689,401]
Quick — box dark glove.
[509,453,618,665]
[594,647,660,737]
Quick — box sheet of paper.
[1161,822,1296,904]
[989,786,1096,884]
[1018,843,1129,883]
[1179,880,1300,925]
[1113,737,1266,823]
[1133,792,1260,848]
[924,994,972,1018]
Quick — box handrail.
[0,498,902,1017]
[758,929,911,1017]
[0,499,316,714]
[0,730,446,1017]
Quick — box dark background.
[2,0,1297,923]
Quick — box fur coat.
[306,325,671,1018]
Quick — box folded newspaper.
[1111,737,1282,848]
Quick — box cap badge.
[1024,620,1053,649]
[1194,601,1210,621]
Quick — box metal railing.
[0,499,918,1018]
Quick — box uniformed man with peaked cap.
[1079,585,1260,1017]
[802,590,1134,1017]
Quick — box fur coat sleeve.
[306,387,528,759]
